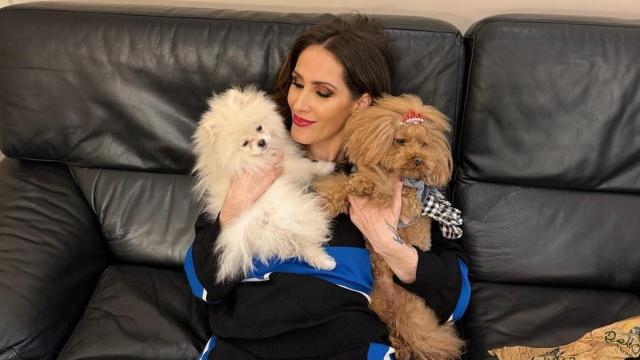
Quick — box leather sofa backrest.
[0,2,465,173]
[0,3,466,266]
[456,15,640,292]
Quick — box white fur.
[192,86,336,284]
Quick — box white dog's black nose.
[414,157,423,166]
[258,139,266,148]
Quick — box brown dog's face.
[379,124,449,183]
[344,95,453,187]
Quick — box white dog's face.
[194,86,288,175]
[238,122,272,156]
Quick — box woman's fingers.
[220,151,284,226]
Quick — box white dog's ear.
[225,87,250,109]
[204,122,216,138]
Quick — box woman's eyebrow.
[292,70,337,90]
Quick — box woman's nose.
[291,89,311,113]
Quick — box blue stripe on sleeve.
[184,245,208,302]
[451,258,471,321]
[198,336,217,360]
[367,342,396,359]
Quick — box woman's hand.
[348,176,419,283]
[219,151,284,227]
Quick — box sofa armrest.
[0,159,110,360]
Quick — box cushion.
[57,265,210,360]
[0,2,465,172]
[462,281,640,360]
[70,166,201,266]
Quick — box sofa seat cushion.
[455,180,640,291]
[57,265,210,360]
[70,167,201,267]
[462,281,640,360]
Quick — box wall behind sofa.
[1,0,639,33]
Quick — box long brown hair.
[272,14,393,125]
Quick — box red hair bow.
[401,109,424,125]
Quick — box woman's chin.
[290,128,311,145]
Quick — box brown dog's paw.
[347,176,374,197]
[312,173,349,217]
[321,199,348,217]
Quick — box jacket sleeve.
[393,224,471,324]
[184,212,240,303]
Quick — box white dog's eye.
[395,138,406,144]
[242,140,249,147]
[256,125,263,132]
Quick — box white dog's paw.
[304,249,336,271]
[304,159,336,176]
[317,160,337,175]
[317,255,337,270]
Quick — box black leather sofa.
[0,3,638,360]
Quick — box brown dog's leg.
[312,172,350,217]
[347,166,394,206]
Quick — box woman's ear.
[353,93,372,113]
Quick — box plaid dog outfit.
[347,165,463,239]
[400,178,463,239]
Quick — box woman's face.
[288,44,370,161]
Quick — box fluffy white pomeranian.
[192,86,337,284]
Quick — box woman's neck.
[307,139,345,162]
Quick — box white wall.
[2,0,640,32]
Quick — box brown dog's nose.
[414,157,423,166]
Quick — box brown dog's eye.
[422,142,428,148]
[395,138,406,144]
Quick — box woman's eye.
[395,138,406,144]
[256,125,263,132]
[317,91,331,98]
[291,81,303,89]
[242,140,249,147]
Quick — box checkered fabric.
[347,165,464,239]
[421,190,463,239]
[398,178,464,239]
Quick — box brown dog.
[313,94,464,360]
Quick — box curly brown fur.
[314,94,463,359]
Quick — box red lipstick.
[293,114,316,127]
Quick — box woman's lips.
[293,114,316,127]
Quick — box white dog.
[192,86,337,284]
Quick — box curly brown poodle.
[313,94,464,360]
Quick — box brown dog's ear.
[420,105,453,187]
[427,146,453,188]
[344,106,396,166]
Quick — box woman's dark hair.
[272,13,393,121]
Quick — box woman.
[185,14,470,360]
